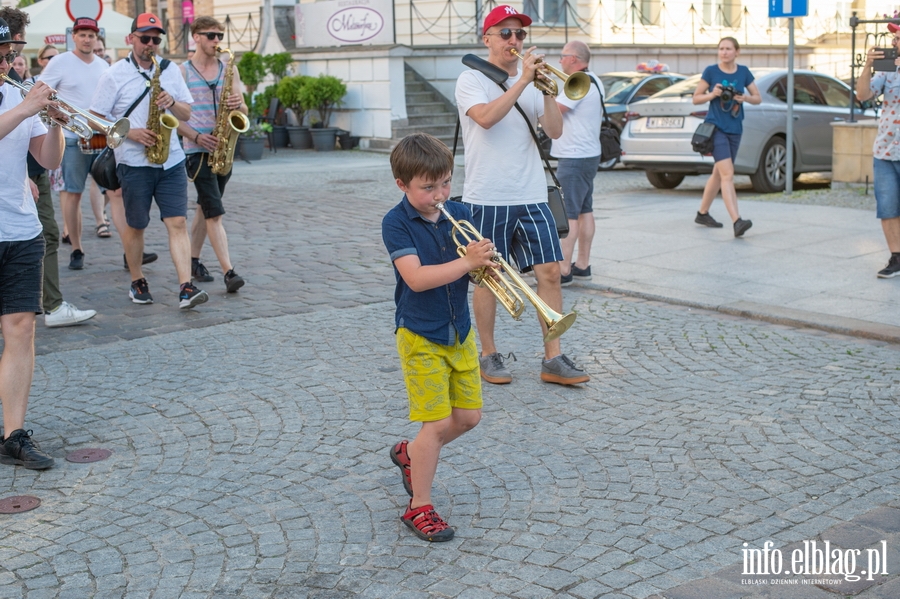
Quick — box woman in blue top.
[692,37,761,237]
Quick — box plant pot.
[310,128,338,152]
[240,137,265,161]
[287,126,312,149]
[272,125,289,148]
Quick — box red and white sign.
[65,0,103,22]
[44,35,67,44]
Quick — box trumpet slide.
[435,202,576,343]
[0,73,130,147]
[510,49,591,101]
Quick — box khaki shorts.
[396,327,483,422]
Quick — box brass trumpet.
[0,73,130,148]
[436,202,577,343]
[510,49,590,100]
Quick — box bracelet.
[194,132,200,144]
[169,99,176,109]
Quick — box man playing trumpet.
[454,5,588,385]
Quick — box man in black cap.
[0,16,66,469]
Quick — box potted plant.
[299,75,347,151]
[276,75,312,149]
[237,51,267,96]
[240,122,270,161]
[257,85,288,148]
[263,52,293,83]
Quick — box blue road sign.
[769,0,808,18]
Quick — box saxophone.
[208,47,250,175]
[145,54,180,165]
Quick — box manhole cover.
[66,448,112,463]
[0,495,41,514]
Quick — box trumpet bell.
[562,71,591,101]
[544,311,577,343]
[105,118,131,149]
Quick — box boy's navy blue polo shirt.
[382,196,473,346]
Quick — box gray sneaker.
[541,354,590,385]
[480,352,514,384]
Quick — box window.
[632,77,673,101]
[525,0,564,25]
[813,75,852,108]
[769,75,826,106]
[640,0,661,26]
[703,0,742,27]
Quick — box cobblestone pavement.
[2,151,899,599]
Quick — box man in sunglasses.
[0,16,67,469]
[39,17,109,271]
[455,5,588,387]
[176,16,247,293]
[91,13,207,309]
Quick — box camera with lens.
[720,84,736,103]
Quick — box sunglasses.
[0,50,18,64]
[198,32,224,41]
[486,28,527,41]
[138,35,163,45]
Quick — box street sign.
[65,0,103,22]
[769,0,808,18]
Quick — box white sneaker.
[44,302,97,328]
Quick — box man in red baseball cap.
[857,22,900,278]
[454,6,589,387]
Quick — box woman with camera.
[692,37,761,237]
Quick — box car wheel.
[750,136,788,193]
[646,171,685,189]
[598,156,619,171]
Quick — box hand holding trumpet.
[463,238,500,274]
[20,80,58,118]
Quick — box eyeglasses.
[198,32,224,41]
[138,35,162,45]
[0,51,18,64]
[486,28,527,41]
[560,54,574,59]
[40,53,56,61]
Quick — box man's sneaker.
[69,249,84,270]
[560,271,574,287]
[44,301,97,327]
[191,259,214,282]
[695,211,723,228]
[0,429,54,470]
[479,352,514,384]
[389,440,413,497]
[224,269,245,293]
[733,218,753,237]
[571,263,592,280]
[877,254,900,279]
[401,501,455,542]
[129,278,153,304]
[123,252,159,269]
[179,282,209,309]
[541,354,590,385]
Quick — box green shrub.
[298,75,347,128]
[264,53,293,83]
[276,76,313,126]
[237,51,267,94]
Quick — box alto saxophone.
[208,47,249,175]
[145,54,180,165]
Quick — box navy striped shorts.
[462,202,563,273]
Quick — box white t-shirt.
[0,83,46,242]
[551,72,603,159]
[456,68,547,206]
[91,54,193,170]
[38,51,108,140]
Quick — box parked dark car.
[620,69,877,192]
[539,70,686,169]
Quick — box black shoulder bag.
[91,57,171,190]
[590,76,621,163]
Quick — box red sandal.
[401,501,455,542]
[389,440,413,497]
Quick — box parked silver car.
[620,69,875,192]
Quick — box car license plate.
[647,117,684,129]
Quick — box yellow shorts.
[396,327,483,422]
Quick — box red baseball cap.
[131,13,166,34]
[888,22,900,33]
[73,17,99,32]
[483,5,532,34]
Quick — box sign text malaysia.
[295,0,393,47]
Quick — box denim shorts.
[185,153,230,219]
[558,156,601,219]
[463,202,564,273]
[0,235,44,315]
[117,161,188,230]
[873,158,900,219]
[711,130,742,163]
[61,137,98,193]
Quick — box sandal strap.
[404,504,451,535]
